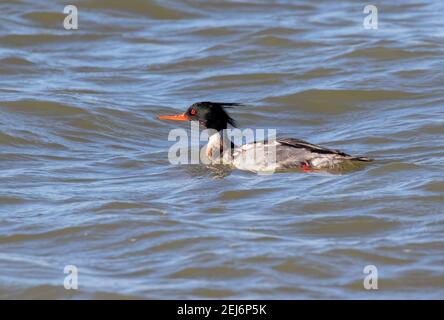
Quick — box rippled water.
[1,0,444,299]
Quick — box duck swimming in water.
[158,101,372,173]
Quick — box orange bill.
[158,113,189,121]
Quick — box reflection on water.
[0,0,444,299]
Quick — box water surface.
[0,0,444,299]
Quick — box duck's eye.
[189,108,197,116]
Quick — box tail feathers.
[348,156,373,162]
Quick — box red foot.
[301,163,312,172]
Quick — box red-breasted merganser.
[158,101,372,172]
